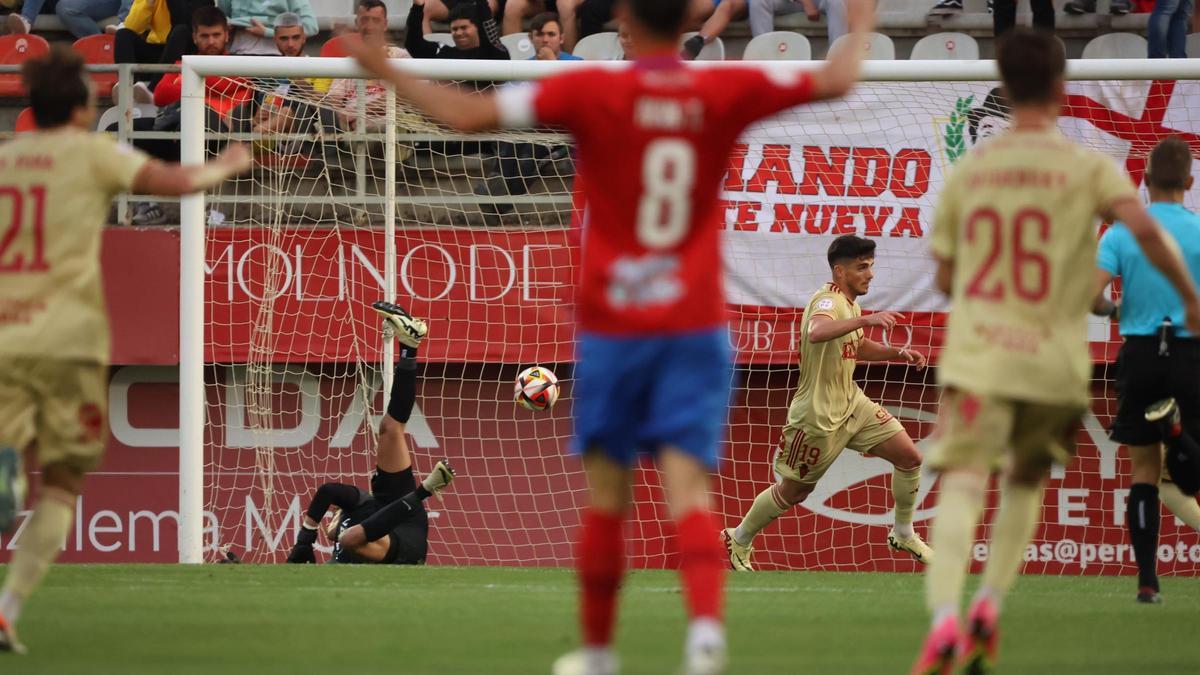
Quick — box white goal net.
[184,57,1200,575]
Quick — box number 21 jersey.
[0,129,149,363]
[496,57,815,335]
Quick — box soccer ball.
[515,366,559,411]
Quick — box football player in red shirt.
[349,1,874,671]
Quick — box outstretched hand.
[900,348,927,370]
[216,142,253,175]
[347,35,397,82]
[863,311,904,331]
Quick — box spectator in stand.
[680,0,746,59]
[617,18,632,58]
[420,0,498,36]
[1064,0,1131,16]
[529,11,580,59]
[406,0,508,58]
[108,6,251,223]
[113,0,208,96]
[929,0,1057,36]
[503,0,582,53]
[6,0,133,38]
[216,0,317,55]
[1148,0,1192,57]
[231,12,328,137]
[561,0,614,51]
[740,0,847,47]
[325,0,409,131]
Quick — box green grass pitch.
[4,565,1198,674]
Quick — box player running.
[913,29,1200,675]
[349,1,874,672]
[722,235,933,572]
[0,47,252,654]
[287,302,455,565]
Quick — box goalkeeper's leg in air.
[287,302,455,565]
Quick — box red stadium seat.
[0,34,50,98]
[73,34,117,97]
[14,107,36,133]
[320,33,360,58]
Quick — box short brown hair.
[997,28,1065,106]
[530,11,561,33]
[22,45,90,128]
[1146,137,1193,191]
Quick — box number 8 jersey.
[496,57,814,335]
[930,128,1137,406]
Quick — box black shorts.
[370,466,417,506]
[383,520,430,565]
[1110,336,1200,445]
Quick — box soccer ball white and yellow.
[515,366,559,411]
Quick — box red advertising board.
[4,363,1199,575]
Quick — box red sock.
[676,508,725,621]
[577,508,624,647]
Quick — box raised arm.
[130,143,253,196]
[404,0,441,58]
[348,37,502,132]
[1110,199,1200,334]
[809,0,875,101]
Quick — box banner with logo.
[3,365,1198,574]
[103,79,1200,366]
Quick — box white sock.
[583,646,616,671]
[732,524,753,547]
[931,605,957,629]
[0,590,21,624]
[893,521,915,539]
[973,585,1001,613]
[686,617,725,653]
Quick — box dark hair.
[356,0,386,17]
[625,0,690,40]
[22,46,90,128]
[997,28,1065,106]
[1147,137,1193,191]
[827,235,876,268]
[448,2,478,27]
[530,11,561,33]
[967,88,1010,143]
[192,5,228,29]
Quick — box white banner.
[720,79,1200,317]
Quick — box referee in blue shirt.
[1096,137,1200,604]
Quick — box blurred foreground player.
[0,47,252,654]
[914,29,1200,675]
[1094,136,1200,604]
[347,0,875,671]
[723,235,933,571]
[287,303,455,565]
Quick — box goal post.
[178,55,1200,569]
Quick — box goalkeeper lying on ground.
[287,302,455,565]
